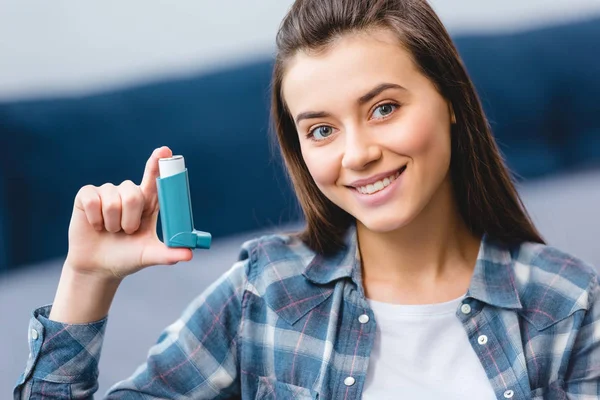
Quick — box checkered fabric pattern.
[14,225,600,399]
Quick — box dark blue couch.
[457,17,600,176]
[1,16,599,271]
[0,61,299,270]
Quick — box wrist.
[63,260,124,287]
[49,263,122,324]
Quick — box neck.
[357,178,481,304]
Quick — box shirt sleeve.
[564,274,600,398]
[14,249,250,400]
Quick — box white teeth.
[357,170,402,195]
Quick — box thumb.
[142,239,194,267]
[140,146,173,199]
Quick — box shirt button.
[477,335,488,345]
[358,314,370,324]
[31,329,39,340]
[344,376,356,386]
[460,303,471,314]
[503,389,514,398]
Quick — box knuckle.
[79,184,96,193]
[76,184,96,199]
[120,179,135,188]
[103,200,121,214]
[121,193,141,208]
[81,195,100,210]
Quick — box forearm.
[49,264,122,324]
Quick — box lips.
[347,165,407,189]
[348,164,407,206]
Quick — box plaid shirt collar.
[302,224,524,310]
[302,226,359,286]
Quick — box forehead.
[281,28,421,112]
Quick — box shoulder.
[236,231,317,287]
[510,241,599,324]
[512,241,598,294]
[235,232,333,325]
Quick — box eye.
[308,125,335,141]
[371,103,398,119]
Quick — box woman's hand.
[64,146,193,281]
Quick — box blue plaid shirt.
[14,226,600,399]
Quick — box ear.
[448,102,457,125]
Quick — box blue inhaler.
[156,156,211,249]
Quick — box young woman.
[15,0,599,399]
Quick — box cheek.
[393,108,451,164]
[301,147,340,188]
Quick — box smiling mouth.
[353,165,407,195]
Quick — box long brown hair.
[271,0,544,255]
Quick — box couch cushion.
[454,16,600,178]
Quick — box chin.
[355,211,414,233]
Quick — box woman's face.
[281,28,454,233]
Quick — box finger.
[141,239,193,267]
[99,183,122,233]
[75,185,104,231]
[139,146,172,199]
[119,180,144,234]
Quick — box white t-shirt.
[362,294,497,399]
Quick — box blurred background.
[1,0,599,394]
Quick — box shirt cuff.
[18,304,108,385]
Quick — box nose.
[341,128,382,170]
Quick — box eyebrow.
[294,82,406,124]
